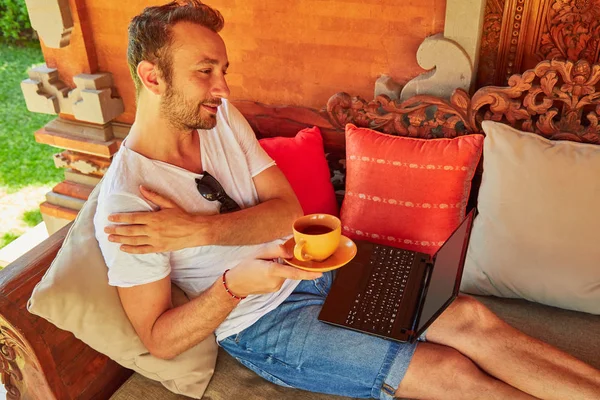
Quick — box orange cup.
[292,214,341,262]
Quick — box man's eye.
[199,69,212,74]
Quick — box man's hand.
[106,166,301,254]
[225,243,322,298]
[105,186,211,254]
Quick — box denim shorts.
[219,271,421,400]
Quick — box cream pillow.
[461,121,600,314]
[28,182,218,398]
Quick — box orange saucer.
[282,235,357,272]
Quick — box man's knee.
[440,348,489,393]
[396,345,490,399]
[446,295,501,334]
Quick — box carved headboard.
[234,59,600,194]
[327,59,600,144]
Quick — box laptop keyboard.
[345,245,415,335]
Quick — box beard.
[160,84,221,131]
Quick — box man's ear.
[137,60,162,95]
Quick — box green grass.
[0,41,63,192]
[22,208,42,226]
[0,232,21,249]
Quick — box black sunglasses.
[195,171,241,214]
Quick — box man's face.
[159,22,230,130]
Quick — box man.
[96,1,600,399]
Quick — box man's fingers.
[255,243,292,260]
[270,263,322,280]
[105,224,147,236]
[119,244,156,254]
[108,234,150,246]
[140,186,177,209]
[108,212,152,224]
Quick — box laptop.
[318,209,475,343]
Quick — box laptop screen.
[415,211,474,333]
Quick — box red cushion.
[341,124,483,255]
[259,127,339,216]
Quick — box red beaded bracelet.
[222,269,246,301]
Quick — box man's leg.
[425,295,600,400]
[220,274,543,400]
[395,342,537,400]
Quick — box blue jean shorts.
[219,271,421,400]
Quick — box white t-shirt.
[94,99,300,341]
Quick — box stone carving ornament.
[21,66,124,125]
[24,0,73,48]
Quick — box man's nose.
[212,74,230,99]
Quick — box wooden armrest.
[0,223,132,400]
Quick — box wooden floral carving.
[538,0,600,63]
[1,324,25,400]
[0,316,55,400]
[326,59,600,144]
[327,92,470,138]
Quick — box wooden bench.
[1,58,599,400]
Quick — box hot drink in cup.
[293,214,341,262]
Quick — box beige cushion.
[112,349,354,400]
[461,121,600,314]
[28,182,218,399]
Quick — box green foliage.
[0,43,62,191]
[22,209,43,227]
[0,0,33,42]
[0,232,20,250]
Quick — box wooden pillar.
[22,0,125,234]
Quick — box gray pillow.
[461,121,600,314]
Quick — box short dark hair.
[127,0,224,94]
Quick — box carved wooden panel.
[477,0,506,87]
[328,59,600,144]
[0,322,25,400]
[533,0,600,64]
[0,316,55,400]
[0,226,133,399]
[477,0,600,87]
[477,0,531,86]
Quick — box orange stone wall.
[41,0,446,123]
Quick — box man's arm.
[198,165,302,245]
[104,165,303,254]
[120,244,321,360]
[120,275,236,359]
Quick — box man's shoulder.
[213,100,258,148]
[216,100,249,133]
[218,98,239,121]
[96,150,154,215]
